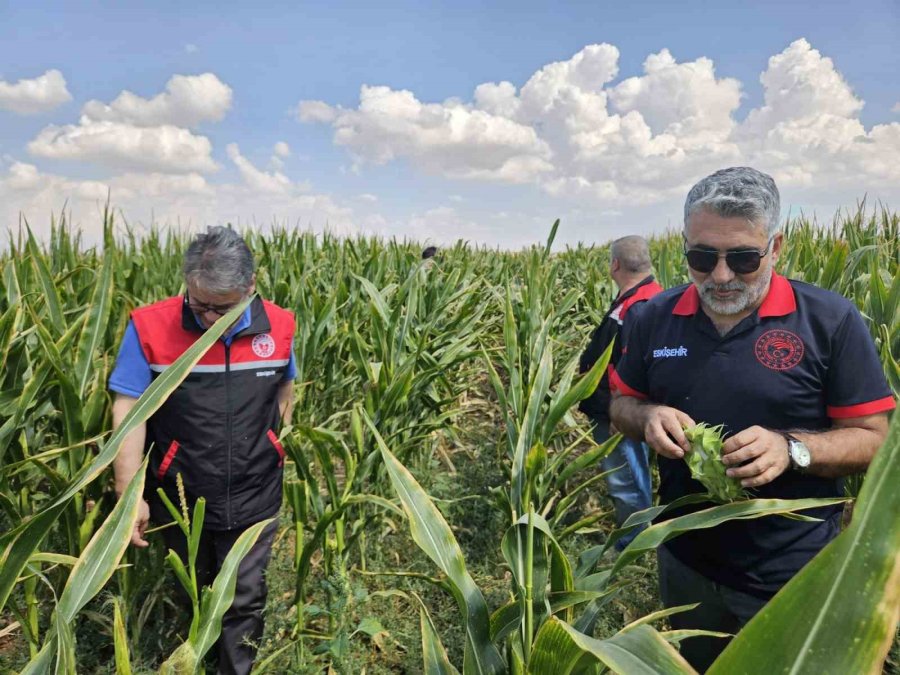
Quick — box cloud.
[300,39,900,208]
[298,85,553,182]
[1,159,356,242]
[609,49,741,144]
[26,73,233,174]
[81,73,232,127]
[28,120,218,173]
[185,43,199,54]
[227,143,294,193]
[0,69,72,114]
[357,193,378,202]
[273,141,291,157]
[893,102,900,114]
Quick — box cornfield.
[0,205,897,674]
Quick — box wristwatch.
[782,432,811,471]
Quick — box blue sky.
[1,0,898,247]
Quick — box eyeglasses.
[683,237,774,274]
[185,293,242,317]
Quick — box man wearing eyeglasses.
[109,226,296,675]
[610,167,894,670]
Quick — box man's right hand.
[131,498,150,548]
[643,405,695,459]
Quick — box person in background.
[109,226,297,675]
[610,167,894,670]
[579,235,663,549]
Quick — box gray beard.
[699,265,771,316]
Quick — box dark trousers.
[161,518,278,675]
[657,544,769,672]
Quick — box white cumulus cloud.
[299,39,900,209]
[273,141,291,157]
[28,119,218,174]
[227,143,294,193]
[1,159,355,242]
[0,69,72,114]
[26,73,233,174]
[298,84,553,183]
[81,73,232,128]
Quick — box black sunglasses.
[683,237,774,274]
[185,293,241,317]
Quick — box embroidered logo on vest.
[252,333,276,358]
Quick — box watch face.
[791,442,812,468]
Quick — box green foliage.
[0,204,897,672]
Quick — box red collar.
[672,272,797,317]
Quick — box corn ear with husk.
[683,423,746,503]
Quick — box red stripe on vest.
[267,430,286,467]
[157,440,180,480]
[618,280,663,319]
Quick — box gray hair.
[183,226,254,294]
[684,167,781,236]
[610,235,652,274]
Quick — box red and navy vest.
[578,276,664,421]
[132,295,295,530]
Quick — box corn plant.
[367,409,848,673]
[1,284,251,670]
[0,204,896,672]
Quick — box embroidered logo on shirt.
[754,329,804,371]
[652,346,688,358]
[251,333,276,358]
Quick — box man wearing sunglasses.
[609,167,894,670]
[108,226,296,675]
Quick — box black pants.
[657,544,769,672]
[161,518,278,675]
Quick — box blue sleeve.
[282,338,297,381]
[108,321,153,398]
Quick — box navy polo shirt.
[613,272,895,598]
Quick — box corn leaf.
[366,412,505,675]
[607,497,846,581]
[541,339,613,444]
[25,225,66,335]
[528,617,697,675]
[74,247,115,399]
[419,598,460,675]
[19,456,148,673]
[113,597,132,675]
[192,517,273,663]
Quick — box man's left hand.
[721,426,790,488]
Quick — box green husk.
[683,423,747,503]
